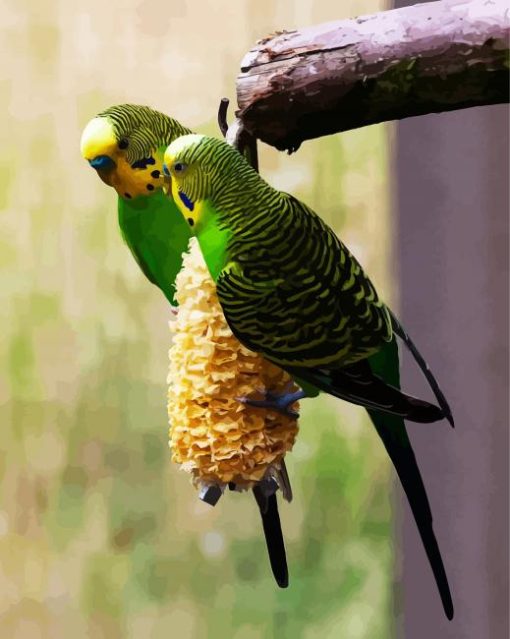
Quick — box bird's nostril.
[89,155,115,170]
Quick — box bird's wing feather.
[388,310,454,427]
[217,194,391,368]
[284,340,444,424]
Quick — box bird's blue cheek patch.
[179,190,194,212]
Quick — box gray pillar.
[394,69,509,639]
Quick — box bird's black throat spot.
[151,170,160,178]
[124,192,132,199]
[146,183,154,191]
[131,157,156,170]
[187,217,194,227]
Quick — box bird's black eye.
[173,162,187,173]
[118,138,129,150]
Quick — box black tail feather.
[253,486,288,588]
[369,409,454,619]
[389,311,454,428]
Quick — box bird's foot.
[236,386,306,418]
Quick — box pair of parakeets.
[81,104,454,619]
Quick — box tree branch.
[236,0,510,151]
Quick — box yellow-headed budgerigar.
[80,104,192,304]
[163,133,455,619]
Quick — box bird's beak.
[162,163,171,195]
[89,155,116,171]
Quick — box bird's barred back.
[217,192,392,369]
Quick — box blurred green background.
[0,1,397,637]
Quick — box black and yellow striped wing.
[216,194,392,369]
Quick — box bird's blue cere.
[89,155,115,170]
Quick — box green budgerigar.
[80,104,289,588]
[80,104,193,305]
[163,134,455,619]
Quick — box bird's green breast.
[193,199,231,282]
[118,189,192,304]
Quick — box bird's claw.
[235,388,305,418]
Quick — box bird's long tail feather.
[368,340,454,619]
[253,486,288,588]
[368,408,454,619]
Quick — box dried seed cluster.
[168,238,298,487]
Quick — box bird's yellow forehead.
[163,147,178,171]
[163,133,205,169]
[80,117,117,160]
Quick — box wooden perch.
[236,0,510,151]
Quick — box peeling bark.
[236,0,510,151]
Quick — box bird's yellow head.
[81,104,190,200]
[163,134,205,225]
[80,116,118,185]
[163,134,258,228]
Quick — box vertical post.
[394,3,509,636]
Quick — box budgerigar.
[80,104,193,304]
[163,133,455,619]
[80,105,289,588]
